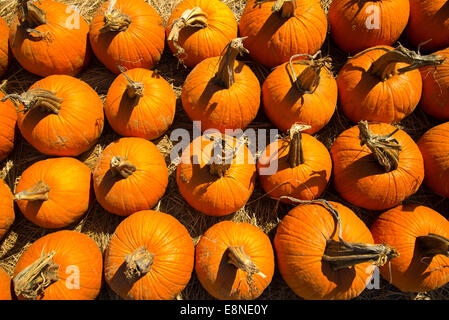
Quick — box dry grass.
[0,0,448,301]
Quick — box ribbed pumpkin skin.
[93,137,168,216]
[328,0,410,54]
[0,180,14,241]
[407,0,449,52]
[9,0,91,77]
[166,0,238,68]
[418,122,449,198]
[90,0,165,74]
[0,92,17,162]
[0,267,12,300]
[13,231,103,300]
[15,157,92,229]
[337,46,422,124]
[195,221,274,300]
[262,61,337,134]
[104,68,176,140]
[17,75,104,156]
[330,123,424,211]
[181,57,260,133]
[274,201,375,300]
[258,134,332,203]
[239,0,327,69]
[104,210,195,300]
[0,17,10,77]
[371,204,449,293]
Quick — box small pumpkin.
[177,133,256,216]
[330,121,424,211]
[166,0,238,67]
[195,221,274,300]
[104,210,195,300]
[257,124,332,203]
[181,37,260,133]
[9,0,91,77]
[0,16,11,77]
[0,179,14,241]
[89,0,165,74]
[93,137,168,216]
[13,230,103,300]
[14,157,92,229]
[262,52,337,134]
[2,75,104,157]
[0,91,17,162]
[371,204,449,293]
[104,67,176,140]
[239,0,328,69]
[0,267,12,300]
[274,200,398,300]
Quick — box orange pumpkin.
[0,91,17,162]
[89,0,165,74]
[176,133,256,216]
[274,200,398,300]
[181,37,260,133]
[195,221,274,300]
[3,75,104,156]
[13,230,103,300]
[93,137,168,216]
[0,17,10,77]
[166,0,238,67]
[0,179,14,241]
[104,67,176,140]
[9,0,91,77]
[239,0,327,69]
[0,267,12,300]
[104,210,194,300]
[330,121,424,211]
[371,204,449,293]
[14,157,92,229]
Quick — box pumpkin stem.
[14,180,50,202]
[13,250,59,300]
[417,233,449,257]
[101,0,131,33]
[272,0,297,18]
[358,120,402,172]
[287,123,312,167]
[214,37,249,89]
[1,89,63,115]
[117,65,144,99]
[227,246,266,278]
[18,0,47,29]
[206,134,246,178]
[124,246,155,282]
[110,156,137,179]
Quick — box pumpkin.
[238,0,327,69]
[274,200,398,300]
[2,75,104,156]
[371,204,449,293]
[176,132,256,216]
[417,122,449,198]
[0,267,12,300]
[0,179,14,241]
[166,0,238,68]
[9,0,91,77]
[261,52,337,134]
[181,37,260,133]
[0,91,17,162]
[257,124,332,203]
[337,45,444,124]
[104,210,194,300]
[195,221,274,300]
[93,137,168,216]
[0,17,10,77]
[89,0,165,74]
[330,121,424,211]
[328,0,410,54]
[14,157,92,229]
[407,0,449,52]
[13,230,103,300]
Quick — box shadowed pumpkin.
[0,267,12,300]
[0,17,10,77]
[0,179,14,241]
[0,91,17,162]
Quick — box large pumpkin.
[274,200,398,300]
[0,17,10,77]
[166,0,238,68]
[14,157,92,229]
[104,210,195,300]
[13,231,103,300]
[371,204,449,293]
[89,0,165,74]
[104,67,176,140]
[239,0,328,68]
[330,121,424,211]
[0,91,17,162]
[0,179,14,241]
[9,0,91,77]
[195,221,274,300]
[93,137,168,216]
[0,267,12,300]
[181,37,260,133]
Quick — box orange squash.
[0,17,10,77]
[0,179,14,241]
[0,91,17,162]
[0,267,12,300]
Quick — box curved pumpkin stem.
[124,246,155,282]
[117,65,144,99]
[417,233,449,257]
[18,0,47,29]
[13,251,59,300]
[287,123,312,168]
[1,89,63,115]
[255,0,297,18]
[214,37,249,89]
[206,134,246,178]
[228,246,266,278]
[110,156,136,178]
[101,0,131,33]
[14,180,50,202]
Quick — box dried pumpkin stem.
[215,37,249,89]
[1,88,63,115]
[417,233,449,257]
[227,246,266,278]
[287,124,312,167]
[206,134,246,178]
[101,0,131,33]
[18,0,47,29]
[14,180,50,201]
[272,0,297,18]
[117,65,144,99]
[124,246,155,282]
[13,251,59,300]
[110,156,136,178]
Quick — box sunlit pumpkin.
[0,179,14,241]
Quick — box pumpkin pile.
[1,0,449,301]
